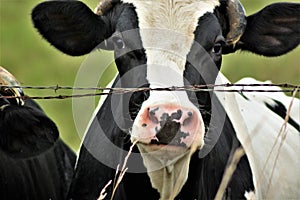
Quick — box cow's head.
[32,0,299,198]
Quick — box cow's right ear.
[223,3,300,57]
[32,1,112,56]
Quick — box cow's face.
[114,3,216,147]
[98,2,227,188]
[98,1,236,152]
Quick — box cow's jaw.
[123,0,219,198]
[137,143,198,200]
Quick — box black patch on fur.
[265,99,300,131]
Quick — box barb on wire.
[0,83,299,100]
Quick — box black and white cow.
[0,67,76,200]
[31,0,300,199]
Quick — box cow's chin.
[136,140,203,200]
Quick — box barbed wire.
[1,83,299,91]
[0,83,299,100]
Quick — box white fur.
[235,77,299,123]
[216,74,300,199]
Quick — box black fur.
[0,96,76,200]
[265,99,300,131]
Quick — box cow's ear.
[223,3,300,56]
[32,1,112,56]
[0,105,59,158]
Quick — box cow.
[31,0,300,199]
[0,66,76,200]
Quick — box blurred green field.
[0,0,299,152]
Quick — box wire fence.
[0,83,299,100]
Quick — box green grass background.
[0,0,299,152]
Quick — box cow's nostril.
[149,107,159,115]
[149,115,159,124]
[183,113,193,126]
[149,107,159,124]
[142,123,147,127]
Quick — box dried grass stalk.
[97,140,138,200]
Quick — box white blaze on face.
[123,0,220,111]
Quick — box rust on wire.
[0,84,299,100]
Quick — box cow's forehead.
[122,0,220,30]
[122,0,220,76]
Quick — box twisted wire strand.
[0,84,299,100]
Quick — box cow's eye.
[112,36,125,49]
[212,36,225,56]
[212,42,223,56]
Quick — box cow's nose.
[135,105,201,147]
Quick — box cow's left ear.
[223,3,300,56]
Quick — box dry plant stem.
[254,88,298,196]
[110,140,138,200]
[98,180,112,200]
[214,147,245,200]
[265,88,298,197]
